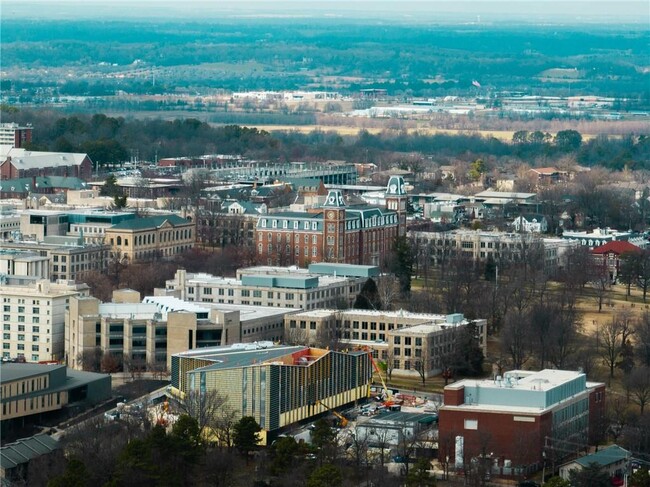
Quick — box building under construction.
[170,343,372,443]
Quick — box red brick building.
[590,240,641,283]
[0,148,93,181]
[255,176,407,266]
[439,370,606,477]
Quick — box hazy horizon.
[2,0,648,25]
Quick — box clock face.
[327,211,335,219]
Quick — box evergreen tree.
[233,416,261,457]
[353,277,382,310]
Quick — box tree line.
[4,108,649,171]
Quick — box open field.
[248,124,521,141]
[578,283,650,334]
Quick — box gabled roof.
[591,240,641,255]
[530,167,564,175]
[0,434,59,470]
[3,148,90,169]
[108,214,191,231]
[0,176,86,194]
[574,445,630,468]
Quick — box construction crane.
[356,346,393,403]
[315,399,348,428]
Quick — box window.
[3,333,9,340]
[394,336,401,345]
[18,316,25,323]
[32,317,39,324]
[18,325,24,332]
[464,419,478,430]
[18,306,24,313]
[32,345,39,351]
[32,307,39,314]
[3,306,9,312]
[393,347,400,356]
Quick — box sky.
[1,0,648,23]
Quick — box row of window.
[2,341,43,352]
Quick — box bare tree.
[625,366,650,414]
[635,312,650,367]
[501,309,533,369]
[376,275,400,311]
[179,389,230,442]
[414,346,429,386]
[589,262,611,313]
[285,326,309,346]
[597,313,634,380]
[77,347,103,372]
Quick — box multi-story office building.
[66,291,299,371]
[1,277,90,362]
[170,343,372,443]
[0,363,110,424]
[0,239,109,281]
[255,176,407,266]
[0,123,33,149]
[284,309,487,379]
[439,369,606,475]
[104,214,195,262]
[160,263,378,310]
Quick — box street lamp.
[542,450,546,486]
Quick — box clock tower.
[385,175,407,236]
[322,189,346,262]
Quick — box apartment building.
[1,277,90,362]
[104,214,194,262]
[160,263,378,310]
[66,291,299,371]
[0,363,110,424]
[284,309,487,379]
[170,344,372,443]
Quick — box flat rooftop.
[446,369,586,394]
[290,309,468,324]
[143,296,300,321]
[98,302,161,320]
